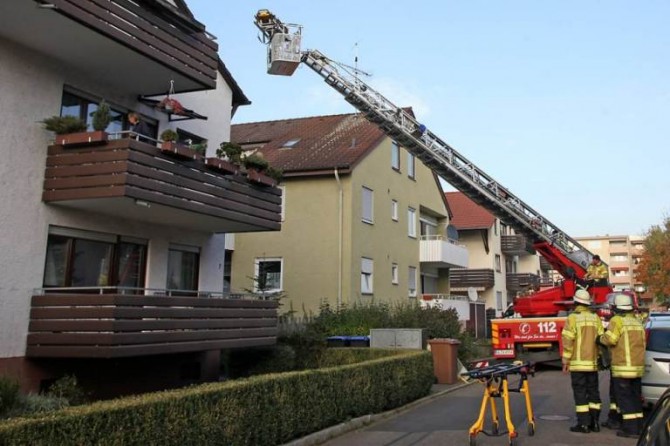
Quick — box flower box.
[246,168,277,187]
[205,157,239,175]
[57,131,108,147]
[160,141,202,160]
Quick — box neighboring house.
[445,192,544,315]
[0,0,281,396]
[229,112,468,316]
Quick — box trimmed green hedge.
[0,350,433,446]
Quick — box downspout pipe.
[334,168,343,308]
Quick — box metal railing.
[34,286,257,299]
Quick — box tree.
[635,216,670,307]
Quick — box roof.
[230,112,389,175]
[445,192,496,230]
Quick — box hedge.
[0,350,433,446]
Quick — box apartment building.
[0,0,281,395]
[445,192,544,315]
[229,112,468,315]
[575,234,646,295]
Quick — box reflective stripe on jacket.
[562,305,604,372]
[600,313,646,378]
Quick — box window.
[420,216,437,237]
[167,245,200,292]
[408,207,416,238]
[391,263,399,285]
[176,128,206,147]
[362,186,374,224]
[254,257,283,293]
[281,138,300,149]
[612,254,628,262]
[391,199,398,221]
[495,254,502,272]
[391,141,400,170]
[43,227,146,291]
[496,291,503,312]
[223,250,232,293]
[60,90,157,139]
[407,152,415,179]
[361,258,374,294]
[408,266,417,297]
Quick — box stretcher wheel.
[469,435,477,446]
[527,422,535,436]
[492,422,499,435]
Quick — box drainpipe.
[334,168,343,308]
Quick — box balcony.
[27,291,278,358]
[43,138,281,233]
[0,0,217,95]
[501,234,535,256]
[420,236,469,268]
[449,268,495,290]
[506,273,540,292]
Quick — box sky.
[188,1,669,237]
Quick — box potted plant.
[42,115,108,146]
[159,128,200,160]
[91,100,112,132]
[206,142,243,175]
[243,153,277,186]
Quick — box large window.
[391,141,400,170]
[167,245,200,292]
[60,90,157,139]
[43,228,146,291]
[362,186,374,224]
[254,257,283,294]
[361,257,374,294]
[408,266,417,297]
[407,207,416,238]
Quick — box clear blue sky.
[188,1,669,237]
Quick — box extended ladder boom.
[254,10,596,277]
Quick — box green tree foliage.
[636,216,670,306]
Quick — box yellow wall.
[231,137,449,315]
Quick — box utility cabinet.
[369,328,427,350]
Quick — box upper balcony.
[27,289,278,358]
[506,273,540,292]
[43,137,281,233]
[501,234,535,256]
[0,0,218,95]
[420,235,469,268]
[449,268,495,290]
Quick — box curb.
[282,380,475,446]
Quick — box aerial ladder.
[253,10,613,360]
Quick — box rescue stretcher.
[461,361,535,446]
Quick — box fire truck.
[253,10,614,363]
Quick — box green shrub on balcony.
[42,115,87,135]
[0,350,432,445]
[90,100,112,132]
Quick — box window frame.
[407,151,415,179]
[407,207,417,238]
[391,141,401,171]
[254,257,284,294]
[391,263,399,285]
[362,186,374,224]
[391,199,398,221]
[408,266,417,297]
[361,257,374,294]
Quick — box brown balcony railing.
[501,234,535,256]
[43,137,281,233]
[506,273,540,292]
[450,268,495,289]
[27,290,278,358]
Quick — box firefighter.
[583,255,609,286]
[562,288,604,433]
[598,293,646,438]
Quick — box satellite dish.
[467,287,478,302]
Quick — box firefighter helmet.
[613,293,633,311]
[574,289,591,305]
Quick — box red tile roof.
[230,112,388,175]
[445,192,496,230]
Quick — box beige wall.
[575,234,645,291]
[231,138,449,315]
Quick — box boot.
[569,424,590,433]
[589,410,600,433]
[616,419,640,438]
[601,410,622,430]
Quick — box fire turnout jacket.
[585,262,609,280]
[599,312,646,378]
[562,305,604,372]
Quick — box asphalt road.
[321,368,642,446]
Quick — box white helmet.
[613,294,633,311]
[574,289,591,305]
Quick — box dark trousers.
[612,377,643,434]
[571,371,601,425]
